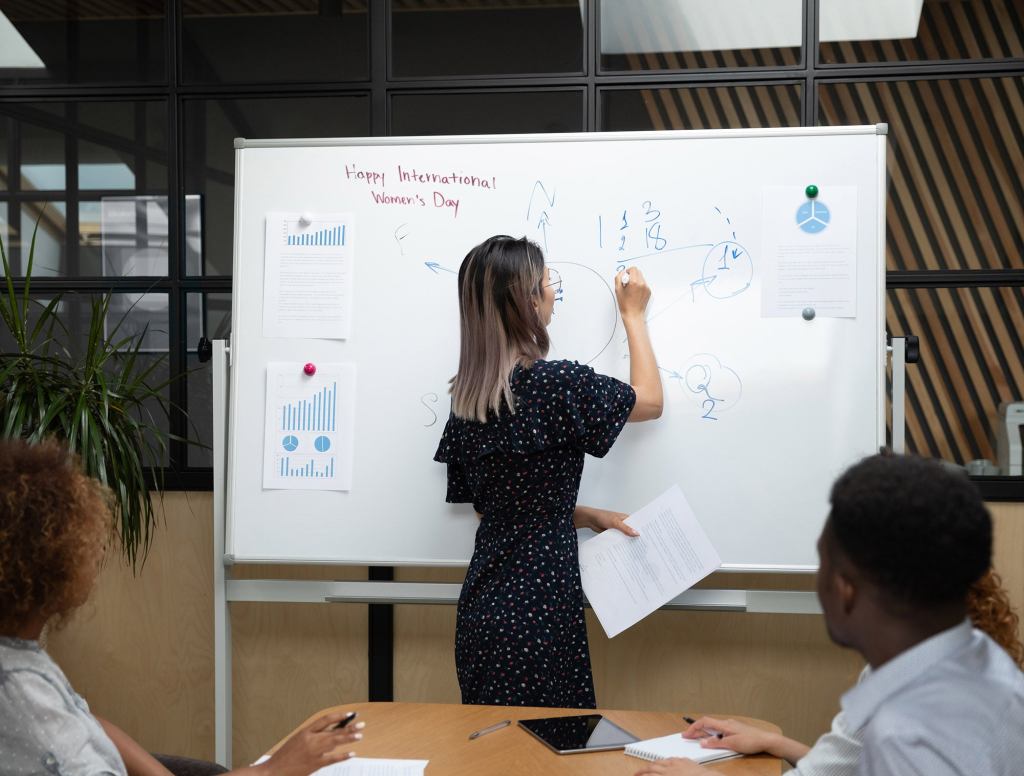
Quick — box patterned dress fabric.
[435,359,636,707]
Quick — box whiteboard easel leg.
[891,337,906,454]
[213,340,232,766]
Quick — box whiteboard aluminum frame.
[226,124,889,571]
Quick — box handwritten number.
[701,399,718,421]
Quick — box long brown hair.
[451,235,549,422]
[968,568,1024,669]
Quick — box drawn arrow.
[537,212,551,251]
[424,260,457,274]
[657,366,684,380]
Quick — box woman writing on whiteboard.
[434,235,663,708]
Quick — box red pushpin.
[303,362,316,376]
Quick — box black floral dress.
[434,359,636,708]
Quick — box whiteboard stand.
[890,337,907,454]
[212,339,231,766]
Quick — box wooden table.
[272,702,783,775]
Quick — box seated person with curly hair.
[638,454,1024,776]
[0,438,363,776]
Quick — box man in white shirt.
[636,453,1024,776]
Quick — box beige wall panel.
[47,492,216,758]
[231,600,368,765]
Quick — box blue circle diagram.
[796,200,831,233]
[699,241,753,300]
[314,435,331,452]
[281,435,299,452]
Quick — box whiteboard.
[226,127,887,571]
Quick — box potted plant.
[0,220,192,567]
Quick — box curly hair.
[968,569,1024,669]
[828,453,991,607]
[0,437,112,633]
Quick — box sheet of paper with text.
[579,484,721,638]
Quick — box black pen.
[328,711,358,731]
[682,716,722,739]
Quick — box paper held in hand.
[579,484,721,638]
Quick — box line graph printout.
[761,186,857,318]
[263,212,354,339]
[263,362,356,491]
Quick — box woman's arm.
[616,268,662,421]
[97,718,174,776]
[682,717,810,767]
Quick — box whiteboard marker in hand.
[620,271,630,286]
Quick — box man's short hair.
[827,453,991,606]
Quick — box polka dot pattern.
[435,359,636,708]
[0,637,127,775]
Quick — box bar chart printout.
[263,212,355,339]
[263,362,356,491]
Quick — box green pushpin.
[805,184,819,199]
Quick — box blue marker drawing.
[796,200,830,233]
[420,392,439,427]
[678,354,743,421]
[545,260,618,364]
[526,180,556,221]
[424,260,457,274]
[697,241,752,300]
[537,211,552,251]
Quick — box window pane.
[181,1,368,84]
[0,1,166,85]
[21,119,66,191]
[602,84,802,131]
[820,0,1024,64]
[0,118,8,191]
[183,95,370,276]
[819,77,1024,271]
[889,286,1024,475]
[0,291,171,465]
[600,0,802,71]
[186,292,232,468]
[78,102,168,191]
[391,91,583,136]
[392,0,583,78]
[0,201,67,277]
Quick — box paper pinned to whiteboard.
[263,362,356,491]
[263,212,354,339]
[761,185,858,318]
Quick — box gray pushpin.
[802,307,816,321]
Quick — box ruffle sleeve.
[559,360,636,458]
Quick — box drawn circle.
[281,435,299,452]
[314,435,331,452]
[679,354,743,415]
[546,261,618,364]
[700,241,753,300]
[796,200,830,234]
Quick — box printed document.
[263,212,354,338]
[761,185,858,318]
[579,485,721,638]
[254,756,427,776]
[263,362,356,491]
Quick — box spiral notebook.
[624,733,741,764]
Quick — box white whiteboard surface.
[226,127,887,571]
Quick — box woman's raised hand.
[615,267,652,321]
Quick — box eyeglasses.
[542,267,562,290]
